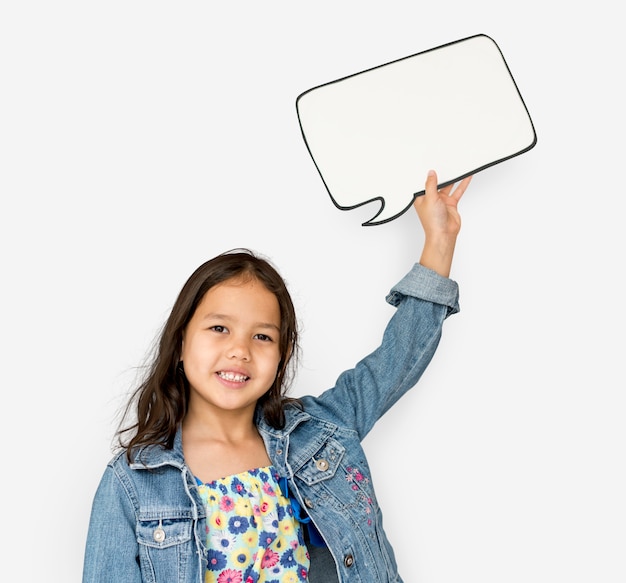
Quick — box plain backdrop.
[1,2,624,582]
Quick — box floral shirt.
[195,466,310,583]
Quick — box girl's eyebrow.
[256,323,281,333]
[201,312,230,321]
[201,313,280,332]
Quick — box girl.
[82,170,472,583]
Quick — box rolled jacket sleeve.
[386,263,459,315]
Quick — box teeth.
[218,371,248,382]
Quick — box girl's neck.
[182,405,257,443]
[181,407,271,483]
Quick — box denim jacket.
[82,263,459,583]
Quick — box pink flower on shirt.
[261,549,279,568]
[217,569,242,583]
[220,496,235,512]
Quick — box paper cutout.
[296,34,537,226]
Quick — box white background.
[1,2,624,582]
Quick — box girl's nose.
[227,337,250,361]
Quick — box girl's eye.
[210,325,228,334]
[254,333,273,342]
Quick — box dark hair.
[117,249,300,462]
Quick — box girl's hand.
[413,169,473,278]
[413,169,472,238]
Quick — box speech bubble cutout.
[296,34,537,226]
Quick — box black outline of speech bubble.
[296,33,537,227]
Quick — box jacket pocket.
[296,438,345,485]
[137,516,193,549]
[136,515,196,583]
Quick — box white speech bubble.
[296,34,537,226]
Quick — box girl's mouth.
[217,371,249,383]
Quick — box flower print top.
[195,466,310,583]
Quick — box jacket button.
[315,458,329,471]
[153,527,166,543]
[304,498,314,509]
[344,554,354,568]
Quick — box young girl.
[82,170,472,583]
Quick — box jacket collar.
[128,427,186,471]
[255,402,311,437]
[128,403,313,471]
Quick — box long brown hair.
[117,249,300,462]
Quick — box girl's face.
[181,276,282,420]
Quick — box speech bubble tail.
[360,194,418,227]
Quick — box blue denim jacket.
[82,263,459,583]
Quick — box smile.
[217,371,249,382]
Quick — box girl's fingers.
[424,170,473,202]
[425,169,438,196]
[450,175,473,201]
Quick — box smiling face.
[181,276,282,420]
